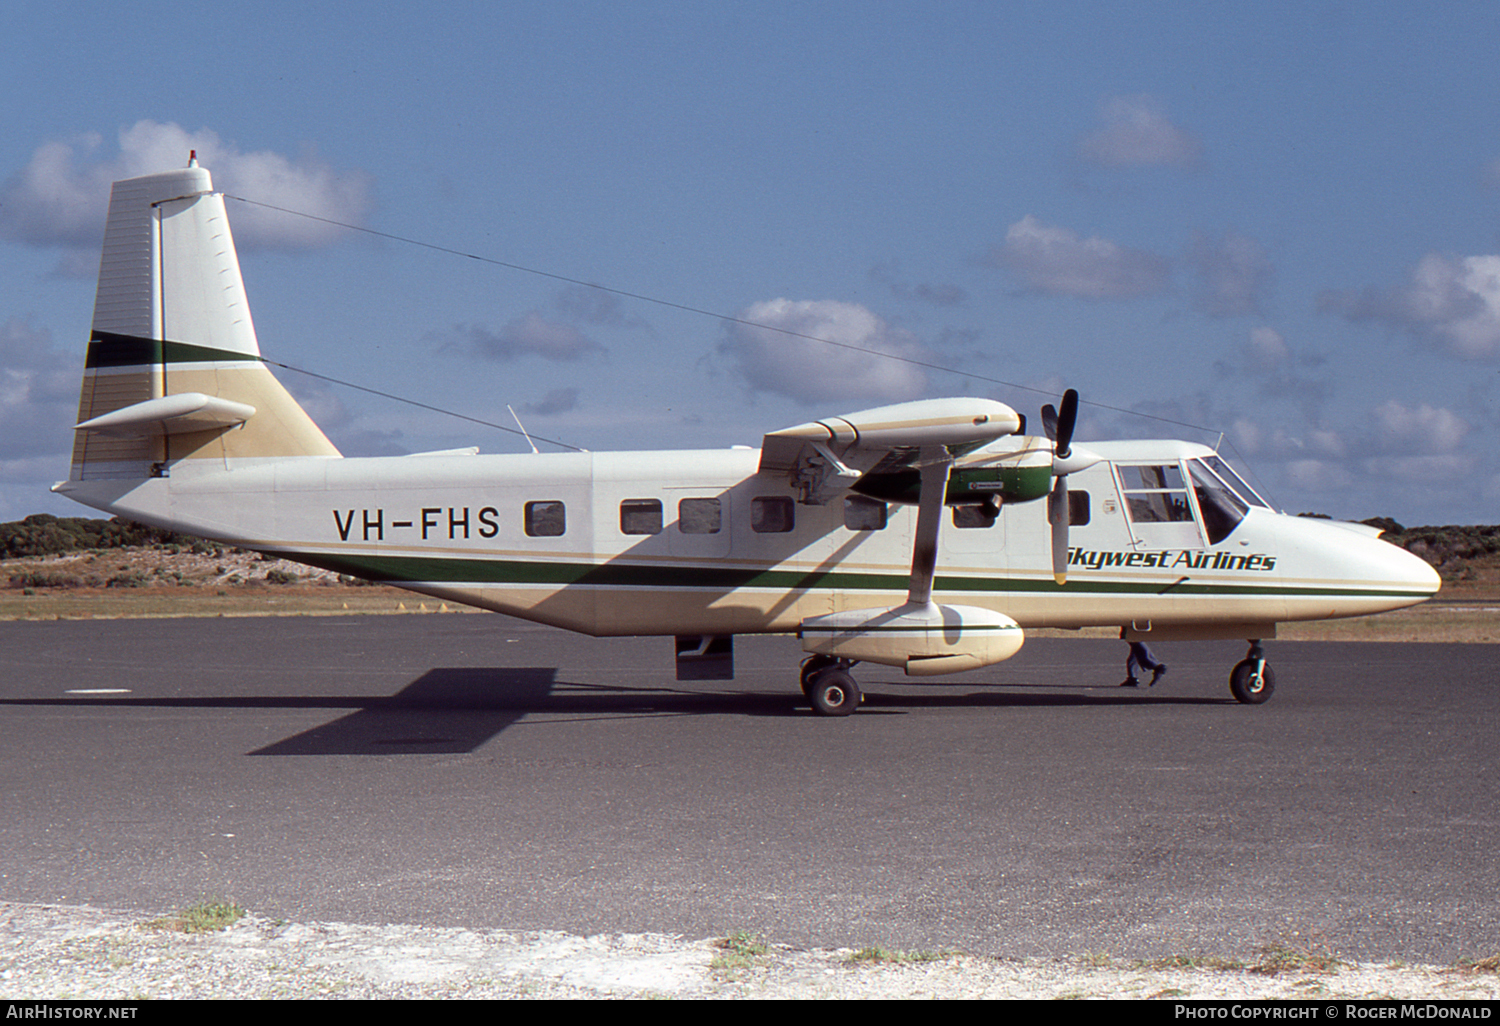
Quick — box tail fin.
[69,158,339,481]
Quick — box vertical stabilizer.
[70,159,339,481]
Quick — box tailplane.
[68,157,339,482]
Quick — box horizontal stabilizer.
[402,447,480,458]
[76,392,256,437]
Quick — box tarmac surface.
[1,614,1497,965]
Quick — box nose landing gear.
[1230,640,1275,704]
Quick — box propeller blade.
[1048,473,1070,585]
[1041,388,1081,583]
[1054,388,1078,459]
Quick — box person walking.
[1122,641,1167,687]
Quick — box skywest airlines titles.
[1068,547,1278,572]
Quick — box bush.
[0,514,206,559]
[1386,524,1500,567]
[8,570,85,589]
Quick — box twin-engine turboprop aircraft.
[55,161,1441,715]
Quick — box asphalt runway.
[2,614,1497,963]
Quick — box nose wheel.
[801,656,861,716]
[1230,641,1275,704]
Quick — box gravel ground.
[3,902,1498,1000]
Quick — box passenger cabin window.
[843,496,887,531]
[620,499,662,535]
[1068,490,1090,526]
[1189,461,1248,545]
[524,500,566,537]
[751,496,795,533]
[1117,465,1193,524]
[678,497,722,534]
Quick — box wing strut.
[907,446,951,607]
[799,442,1024,681]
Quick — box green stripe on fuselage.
[271,549,1431,600]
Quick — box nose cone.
[1371,534,1442,600]
[1300,518,1441,617]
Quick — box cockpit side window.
[1189,460,1247,544]
[1114,462,1205,549]
[1117,464,1193,523]
[1201,454,1270,509]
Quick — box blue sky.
[4,1,1499,525]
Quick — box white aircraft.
[55,161,1441,715]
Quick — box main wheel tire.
[1230,659,1276,704]
[808,668,860,717]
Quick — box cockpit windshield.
[1199,455,1270,509]
[1188,460,1248,545]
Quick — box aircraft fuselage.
[59,436,1439,642]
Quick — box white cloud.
[1219,379,1482,519]
[1369,399,1470,455]
[1191,230,1272,317]
[1229,417,1264,455]
[986,215,1171,300]
[524,388,581,416]
[1244,326,1291,370]
[1307,428,1348,458]
[868,263,967,307]
[1285,458,1353,491]
[1229,420,1338,460]
[1232,398,1466,463]
[0,316,78,518]
[1215,325,1330,412]
[718,299,928,404]
[0,317,76,462]
[1320,253,1500,359]
[553,286,650,330]
[0,121,373,252]
[442,313,606,363]
[282,379,406,457]
[1361,453,1477,486]
[1076,94,1203,169]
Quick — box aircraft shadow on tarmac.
[7,667,1225,757]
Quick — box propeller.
[1041,388,1077,461]
[1041,389,1079,585]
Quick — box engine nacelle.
[799,603,1024,676]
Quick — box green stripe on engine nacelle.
[854,462,1054,506]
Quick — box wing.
[758,397,1022,505]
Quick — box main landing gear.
[1229,640,1275,704]
[801,655,861,716]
